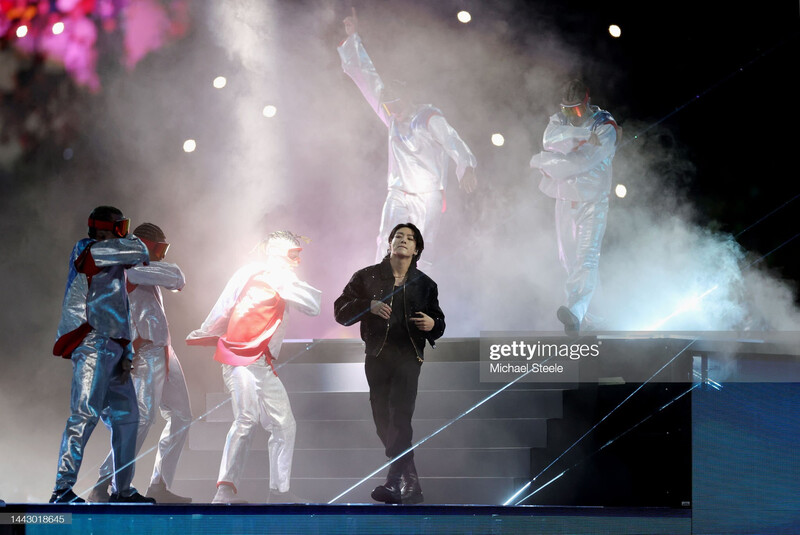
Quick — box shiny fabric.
[530,106,618,324]
[126,261,185,347]
[55,236,149,351]
[98,343,192,488]
[531,106,617,203]
[53,235,147,496]
[54,332,139,494]
[555,195,609,323]
[219,358,296,493]
[187,262,321,359]
[338,33,476,263]
[375,190,443,263]
[187,261,321,493]
[97,260,191,488]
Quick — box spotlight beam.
[503,338,699,506]
[514,382,700,505]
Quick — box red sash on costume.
[213,273,286,371]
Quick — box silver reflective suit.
[338,33,477,264]
[97,261,191,489]
[530,106,618,324]
[187,261,321,494]
[53,236,149,495]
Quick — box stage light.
[16,25,28,38]
[457,11,471,24]
[615,184,627,198]
[63,148,74,160]
[52,21,65,35]
[609,24,621,38]
[262,105,277,118]
[491,133,505,147]
[213,76,227,89]
[183,139,197,153]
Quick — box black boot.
[401,459,423,504]
[371,460,403,504]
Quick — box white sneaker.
[212,484,247,504]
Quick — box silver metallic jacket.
[55,236,149,351]
[530,105,618,202]
[187,262,321,361]
[338,33,476,194]
[127,261,186,347]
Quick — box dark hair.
[384,222,424,266]
[560,79,589,106]
[133,222,166,243]
[88,205,123,239]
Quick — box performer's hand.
[588,132,601,146]
[343,7,358,36]
[460,167,477,193]
[411,312,434,332]
[370,299,391,319]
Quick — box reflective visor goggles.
[140,237,170,258]
[560,103,586,120]
[561,91,590,121]
[89,217,130,238]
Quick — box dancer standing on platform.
[334,223,445,504]
[338,8,478,267]
[529,79,620,334]
[50,206,153,504]
[186,231,321,504]
[89,223,193,503]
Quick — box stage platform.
[3,332,798,534]
[0,503,692,535]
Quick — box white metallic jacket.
[338,33,476,194]
[530,106,618,202]
[187,262,321,361]
[127,261,186,348]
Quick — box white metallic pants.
[219,358,296,493]
[54,332,138,494]
[376,189,444,265]
[98,342,192,488]
[554,195,609,324]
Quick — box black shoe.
[371,484,401,504]
[146,482,191,503]
[557,306,580,335]
[109,491,156,504]
[49,489,85,504]
[400,459,424,505]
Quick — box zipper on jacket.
[402,283,423,362]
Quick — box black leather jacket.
[334,259,445,360]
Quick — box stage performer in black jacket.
[334,222,445,505]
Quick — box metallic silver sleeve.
[186,265,253,343]
[128,262,185,348]
[56,236,149,344]
[427,114,477,181]
[338,32,390,126]
[127,261,185,291]
[532,110,617,202]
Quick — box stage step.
[171,339,566,505]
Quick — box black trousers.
[365,349,422,465]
